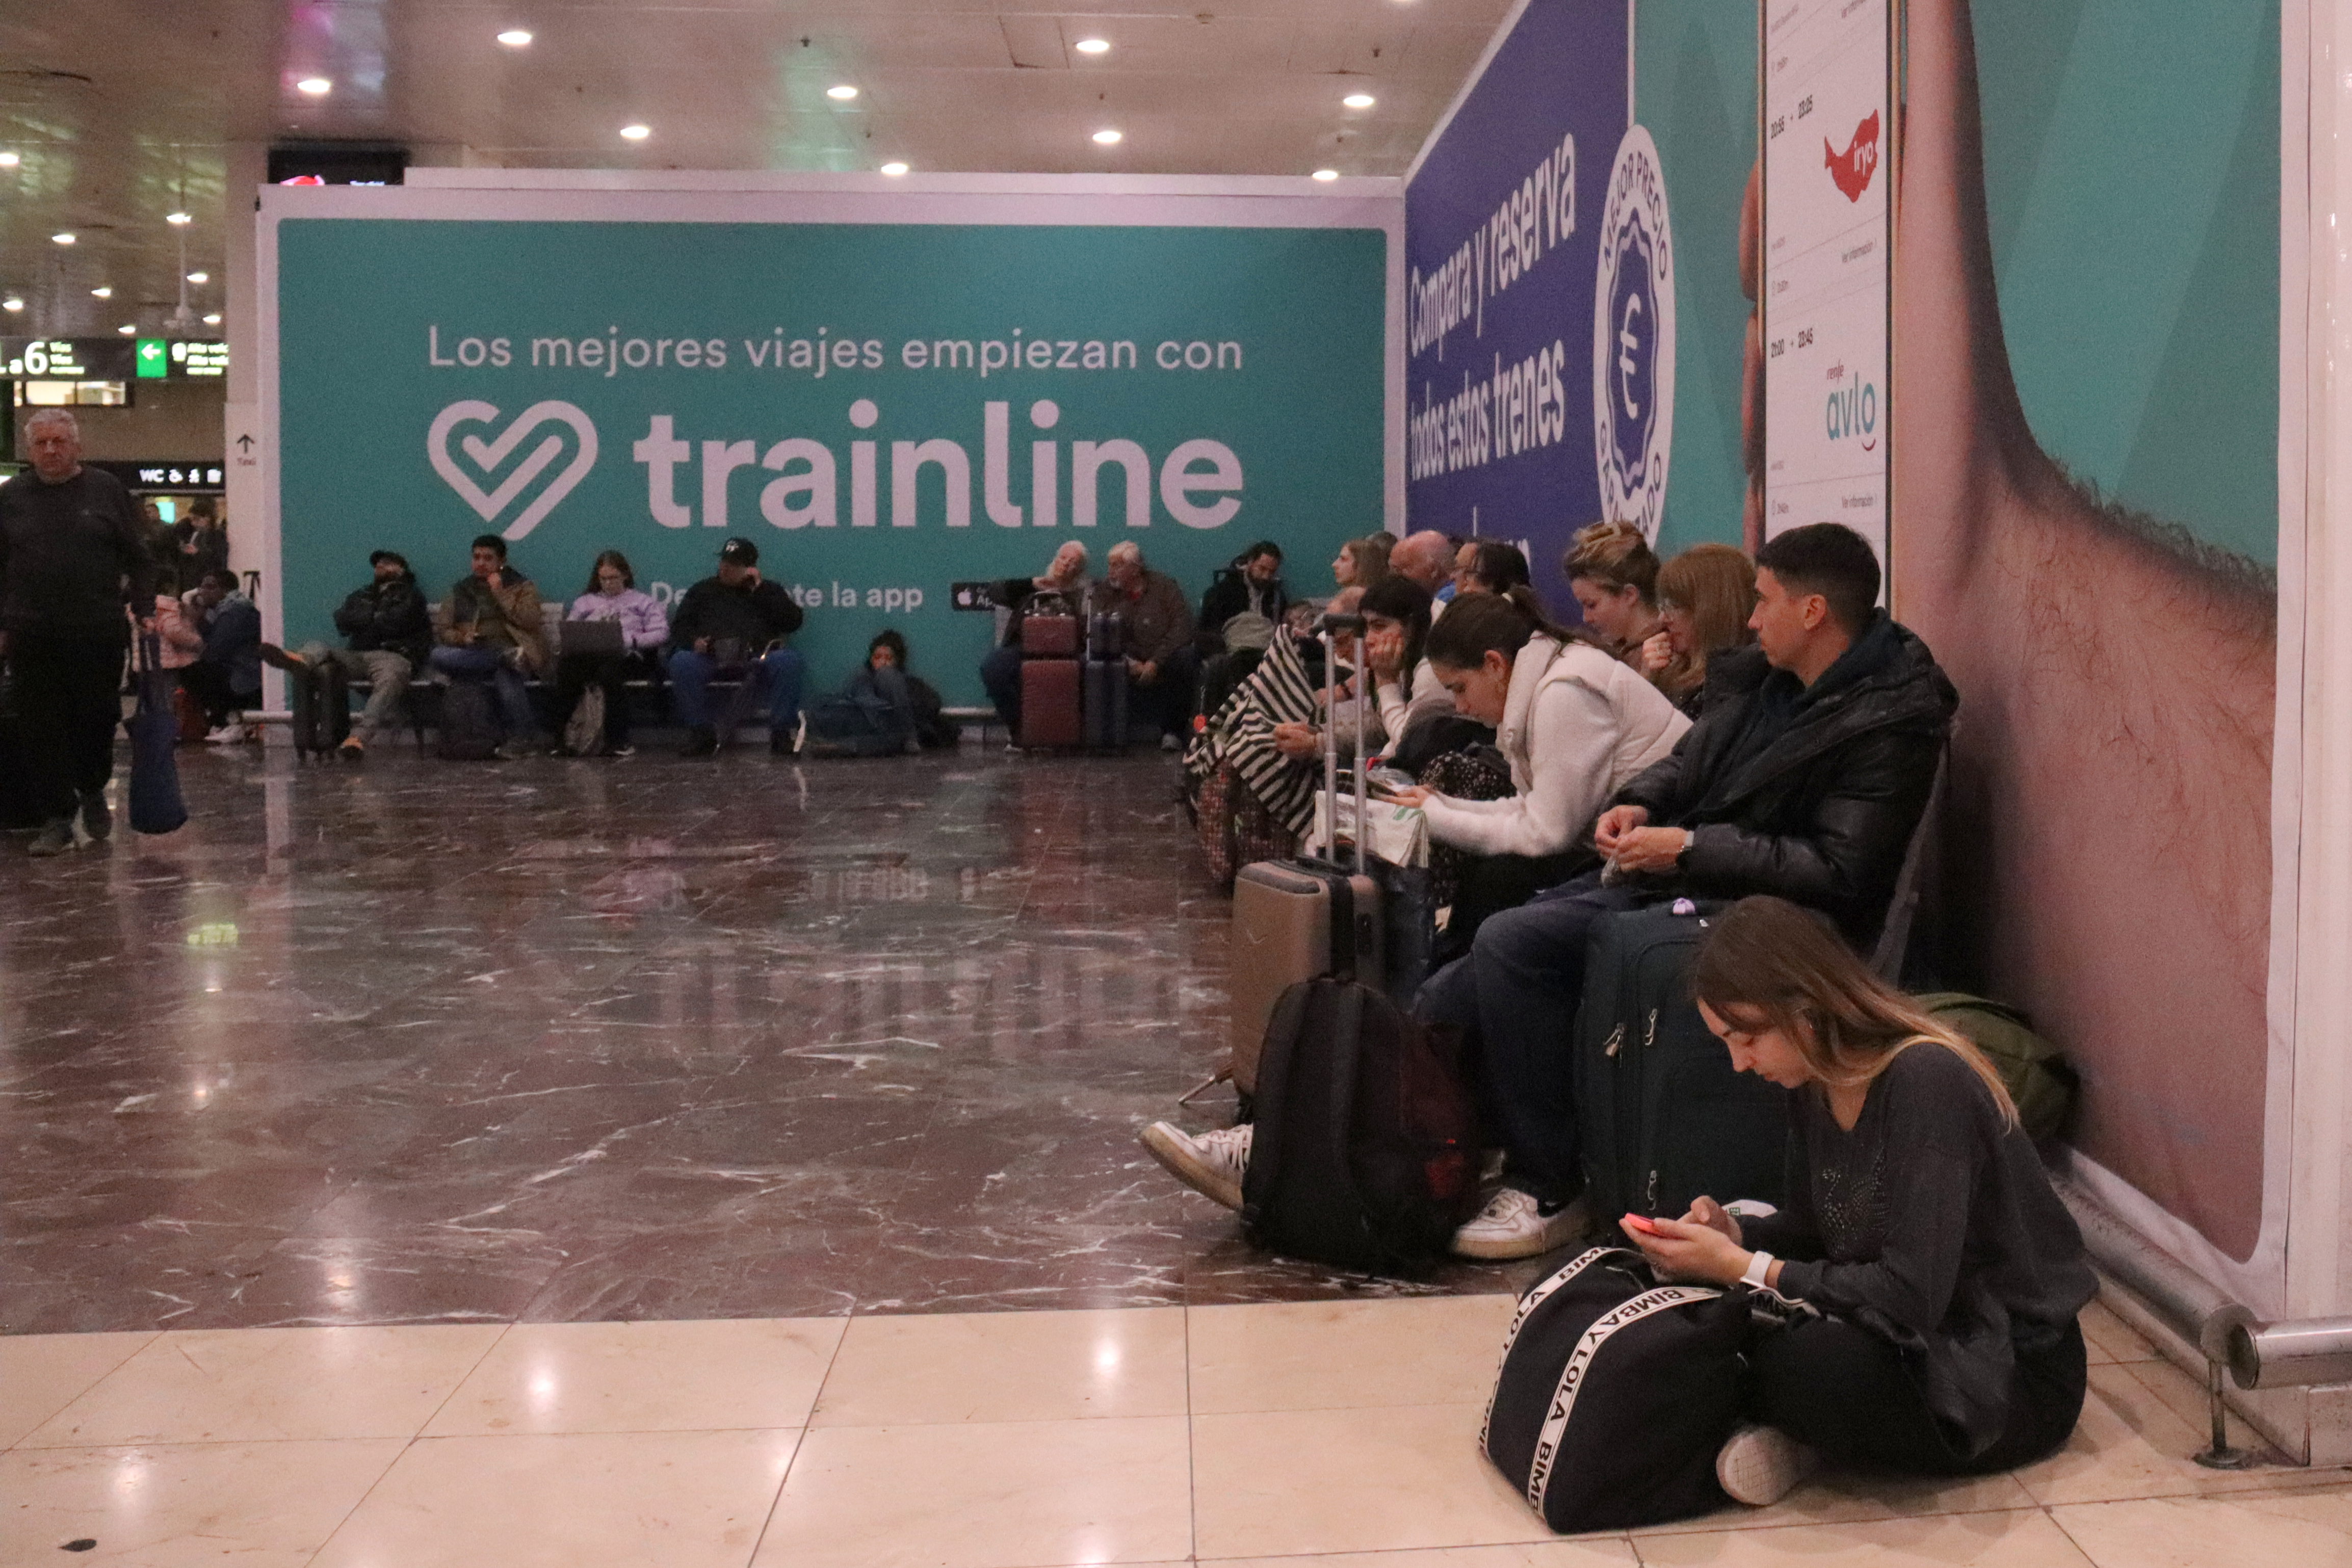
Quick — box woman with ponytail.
[1387,585,1690,944]
[1621,897,2094,1506]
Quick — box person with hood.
[183,569,264,742]
[283,548,433,758]
[666,536,806,757]
[430,533,551,760]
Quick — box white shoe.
[1450,1188,1586,1260]
[1159,733,1182,752]
[203,723,244,745]
[1715,1422,1819,1506]
[1139,1121,1251,1210]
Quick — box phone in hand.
[1622,1214,1664,1236]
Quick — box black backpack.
[435,680,501,761]
[291,659,350,760]
[1239,977,1481,1273]
[907,675,960,749]
[1482,1246,1750,1531]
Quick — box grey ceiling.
[0,1,1510,339]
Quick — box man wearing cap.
[278,548,433,759]
[666,537,807,757]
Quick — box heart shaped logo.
[427,400,599,541]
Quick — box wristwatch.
[1673,829,1696,871]
[1740,1250,1774,1289]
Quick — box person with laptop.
[556,549,668,756]
[666,537,806,757]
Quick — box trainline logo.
[427,400,599,541]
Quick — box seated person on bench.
[557,549,668,756]
[1623,896,2090,1505]
[1143,524,1955,1262]
[1091,541,1198,750]
[429,534,552,759]
[667,536,806,757]
[283,549,432,759]
[977,540,1091,735]
[1381,585,1688,955]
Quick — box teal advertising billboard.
[263,181,1398,704]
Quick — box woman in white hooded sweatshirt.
[1389,588,1690,943]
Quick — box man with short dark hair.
[289,550,432,757]
[667,537,806,757]
[1198,540,1288,634]
[430,534,550,760]
[0,408,154,854]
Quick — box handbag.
[563,686,608,756]
[127,632,189,834]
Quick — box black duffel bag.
[1482,1245,1750,1532]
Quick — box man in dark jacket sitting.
[667,536,806,757]
[1092,540,1199,749]
[1419,521,1957,1260]
[287,550,431,757]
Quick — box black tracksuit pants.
[10,633,126,822]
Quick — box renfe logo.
[1824,111,1880,203]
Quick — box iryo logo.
[1824,111,1880,203]
[1823,368,1879,452]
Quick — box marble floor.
[4,741,2347,1566]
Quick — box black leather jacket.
[1613,617,1957,947]
[332,573,432,664]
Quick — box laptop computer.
[561,618,625,657]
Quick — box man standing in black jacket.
[1420,522,1958,1260]
[0,409,154,855]
[285,550,432,758]
[667,537,806,757]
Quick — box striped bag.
[1481,1247,1749,1531]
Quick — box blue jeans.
[979,644,1024,729]
[428,644,535,737]
[669,646,804,734]
[1415,871,1643,1205]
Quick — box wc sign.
[267,201,1389,704]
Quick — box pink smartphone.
[1622,1214,1664,1236]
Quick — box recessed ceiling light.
[496,29,532,46]
[619,123,651,140]
[2,298,21,312]
[51,232,73,245]
[880,162,909,177]
[91,286,112,299]
[1075,37,1110,54]
[296,76,332,96]
[117,324,136,335]
[0,152,19,168]
[1092,128,1122,145]
[187,271,208,284]
[1312,168,1340,181]
[203,312,222,326]
[827,84,859,100]
[1343,92,1376,109]
[166,211,192,226]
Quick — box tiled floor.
[4,1296,2346,1567]
[4,743,2348,1565]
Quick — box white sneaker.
[1450,1188,1586,1260]
[1139,1121,1251,1210]
[1715,1422,1819,1506]
[203,723,244,745]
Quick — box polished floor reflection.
[3,1295,2343,1568]
[1,742,1528,1335]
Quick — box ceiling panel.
[0,0,1511,338]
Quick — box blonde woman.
[1561,518,1663,660]
[1623,896,2093,1506]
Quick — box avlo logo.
[1591,125,1676,544]
[1822,366,1879,452]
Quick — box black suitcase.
[1572,903,1789,1221]
[1083,657,1128,750]
[435,679,502,760]
[290,658,350,760]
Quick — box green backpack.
[1914,992,2079,1144]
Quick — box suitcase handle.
[1316,618,1368,877]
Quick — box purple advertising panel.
[1405,0,1636,600]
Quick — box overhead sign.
[1,337,226,381]
[87,460,226,493]
[265,191,1392,704]
[1760,0,1893,570]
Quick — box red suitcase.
[1020,659,1081,747]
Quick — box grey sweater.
[1742,1040,2096,1456]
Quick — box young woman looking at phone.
[1619,896,2094,1505]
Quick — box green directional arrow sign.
[134,337,168,378]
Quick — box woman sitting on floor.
[1386,587,1689,949]
[1623,895,2094,1506]
[804,630,940,756]
[1638,543,1759,716]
